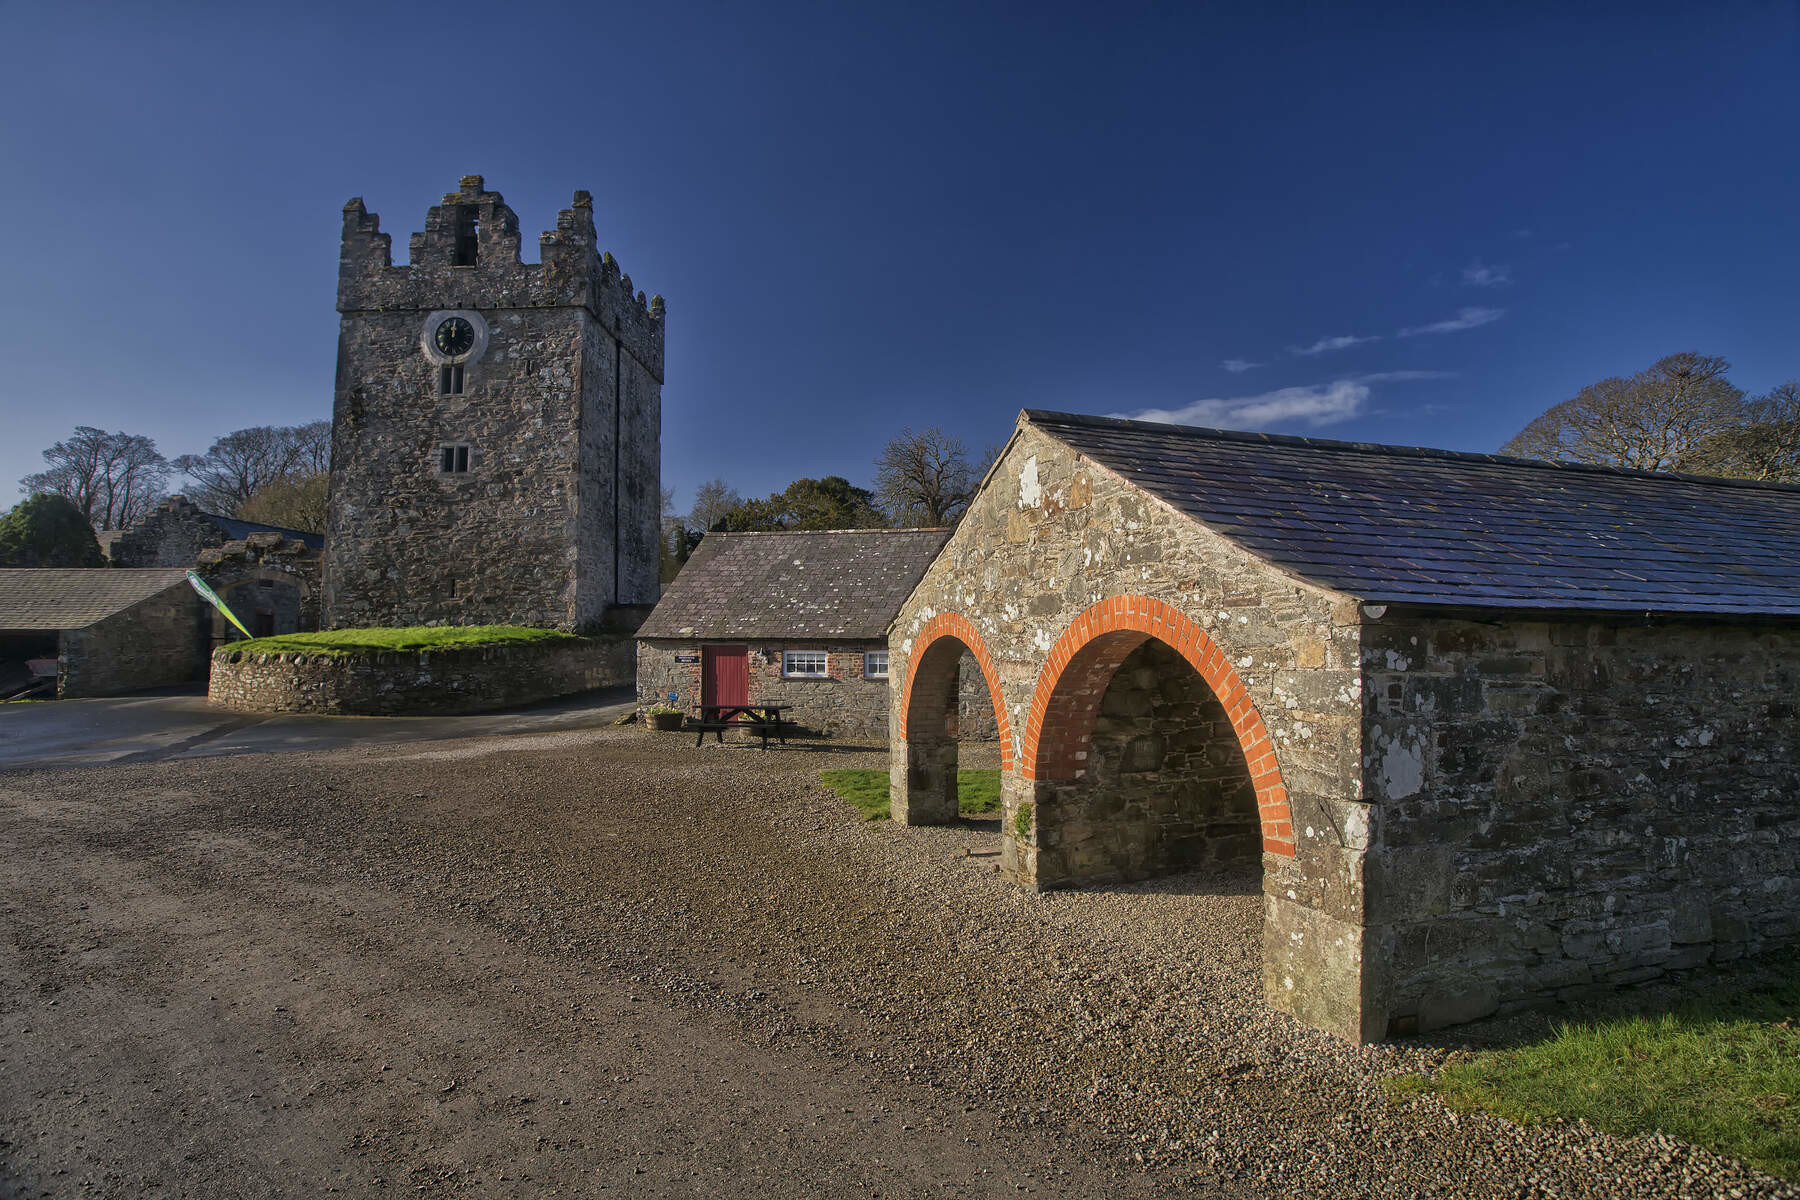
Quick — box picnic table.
[691,703,791,749]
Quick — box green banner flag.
[185,570,253,639]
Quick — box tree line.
[661,426,996,579]
[1501,352,1799,479]
[14,350,1798,573]
[17,421,331,535]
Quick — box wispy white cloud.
[1354,369,1458,382]
[1221,358,1261,373]
[1461,260,1512,288]
[1117,380,1369,431]
[1398,307,1505,338]
[1289,333,1380,357]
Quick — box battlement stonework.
[326,176,663,630]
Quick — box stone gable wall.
[889,422,1371,1039]
[60,587,209,698]
[1364,612,1800,1031]
[209,635,632,716]
[109,496,229,568]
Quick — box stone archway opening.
[894,616,1013,838]
[215,574,304,646]
[1029,637,1262,889]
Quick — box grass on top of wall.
[1389,964,1800,1180]
[227,625,579,658]
[819,768,1001,822]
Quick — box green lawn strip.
[818,768,1001,822]
[1395,974,1800,1180]
[227,625,579,658]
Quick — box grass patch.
[1398,970,1800,1179]
[227,625,579,658]
[818,768,1001,822]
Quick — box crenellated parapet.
[336,175,664,381]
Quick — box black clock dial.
[433,317,475,357]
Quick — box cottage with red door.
[636,528,997,739]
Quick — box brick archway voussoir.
[1022,595,1296,858]
[898,612,1014,771]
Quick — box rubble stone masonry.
[889,415,1800,1041]
[638,640,997,740]
[209,634,632,716]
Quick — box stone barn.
[891,409,1800,1042]
[108,494,323,642]
[638,529,997,740]
[0,569,210,698]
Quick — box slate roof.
[638,529,953,640]
[0,569,194,631]
[206,514,324,550]
[1026,410,1800,616]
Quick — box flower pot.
[647,711,685,732]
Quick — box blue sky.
[3,1,1797,515]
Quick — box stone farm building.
[638,528,997,740]
[106,495,324,641]
[0,569,209,698]
[891,409,1800,1042]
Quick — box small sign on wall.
[674,654,700,664]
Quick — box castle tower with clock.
[324,176,664,631]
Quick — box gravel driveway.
[0,724,1791,1198]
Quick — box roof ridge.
[698,527,952,537]
[1022,408,1800,495]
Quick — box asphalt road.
[0,687,637,771]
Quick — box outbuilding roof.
[207,514,325,550]
[638,529,953,640]
[0,569,194,631]
[1026,409,1800,616]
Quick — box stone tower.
[325,176,663,631]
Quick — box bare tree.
[875,425,976,526]
[173,421,331,516]
[1503,352,1745,473]
[20,426,170,529]
[1693,381,1800,482]
[688,478,742,533]
[238,472,330,533]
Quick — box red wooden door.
[701,645,749,708]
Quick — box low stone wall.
[208,634,633,715]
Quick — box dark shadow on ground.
[1405,950,1800,1053]
[1052,864,1263,899]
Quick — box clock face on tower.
[433,317,475,357]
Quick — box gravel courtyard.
[0,725,1792,1199]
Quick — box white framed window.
[864,650,889,679]
[783,650,828,679]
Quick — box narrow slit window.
[439,445,471,474]
[452,212,479,266]
[439,363,464,395]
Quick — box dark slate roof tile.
[637,529,953,641]
[0,569,194,631]
[1026,410,1800,617]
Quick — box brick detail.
[899,612,1014,771]
[1021,595,1295,857]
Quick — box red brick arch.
[898,612,1014,771]
[1022,596,1295,858]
